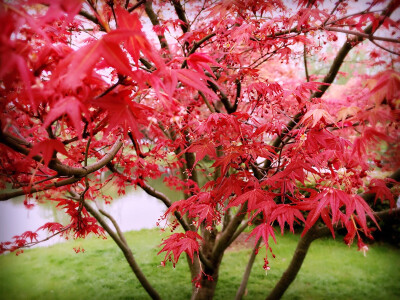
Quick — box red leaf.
[158,231,202,266]
[247,223,276,249]
[100,36,138,76]
[301,105,335,128]
[29,0,83,23]
[0,53,34,108]
[186,53,223,77]
[115,8,164,68]
[352,195,379,233]
[37,222,64,233]
[228,189,274,211]
[52,31,139,90]
[186,139,217,166]
[270,205,305,234]
[175,69,217,99]
[43,97,89,138]
[52,42,103,90]
[367,70,400,105]
[20,231,38,243]
[320,207,335,238]
[367,178,397,208]
[28,139,69,166]
[91,90,152,138]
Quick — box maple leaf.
[43,97,89,138]
[247,223,277,249]
[301,106,335,128]
[51,42,103,90]
[366,70,400,105]
[175,69,218,100]
[52,30,142,90]
[296,8,329,29]
[352,128,393,158]
[37,222,65,234]
[186,139,217,166]
[303,189,345,232]
[336,106,360,124]
[303,188,379,237]
[28,139,69,166]
[115,8,164,68]
[212,173,246,201]
[270,205,305,234]
[20,230,38,243]
[91,90,152,138]
[164,192,217,228]
[228,189,265,210]
[0,52,34,107]
[158,231,202,266]
[262,160,318,193]
[185,53,223,77]
[29,0,83,24]
[367,178,397,208]
[211,152,239,177]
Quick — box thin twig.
[370,39,400,56]
[99,208,128,246]
[128,0,146,13]
[22,226,72,248]
[303,43,310,82]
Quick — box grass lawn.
[0,228,399,300]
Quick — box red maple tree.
[0,1,399,299]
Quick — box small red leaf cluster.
[158,231,202,267]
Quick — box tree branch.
[370,39,400,56]
[99,208,128,246]
[212,205,247,260]
[207,80,234,114]
[0,132,122,178]
[170,0,189,33]
[127,0,146,13]
[232,79,241,112]
[181,33,216,68]
[0,176,80,201]
[303,43,310,82]
[144,0,170,51]
[105,162,214,270]
[235,238,262,300]
[324,26,400,43]
[78,10,100,26]
[82,200,161,300]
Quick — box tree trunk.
[265,226,319,300]
[187,254,201,292]
[235,239,262,300]
[191,267,220,300]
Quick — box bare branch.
[0,176,80,201]
[144,0,170,51]
[235,238,262,300]
[170,0,189,33]
[99,208,128,246]
[127,0,146,13]
[303,43,310,82]
[83,200,161,300]
[325,26,400,43]
[370,39,400,55]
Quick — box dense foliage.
[0,0,399,299]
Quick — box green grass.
[0,229,399,300]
